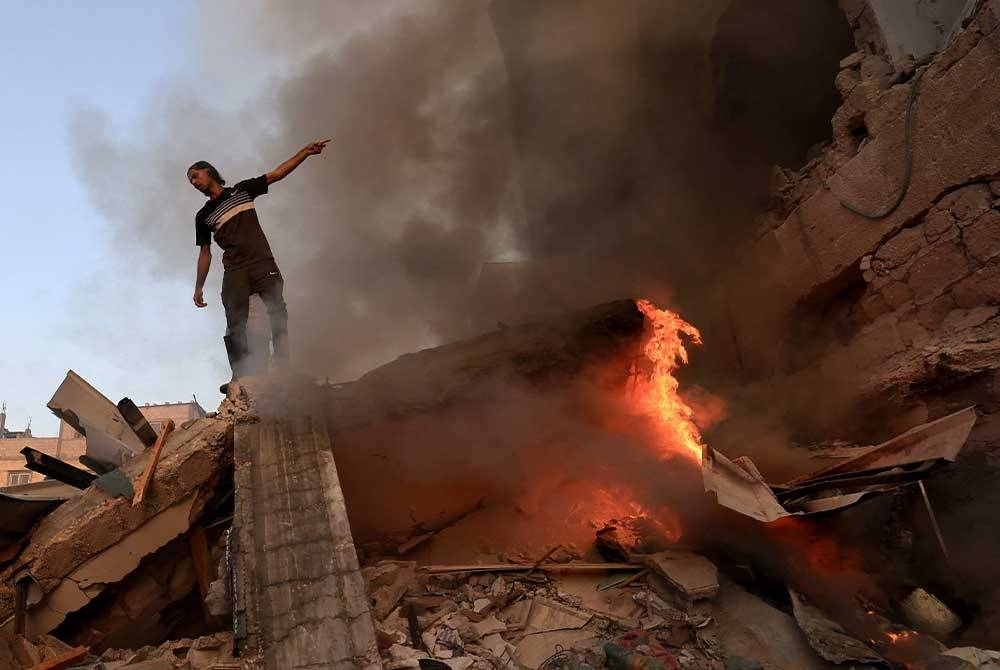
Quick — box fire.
[635,299,705,463]
[766,517,865,576]
[590,486,683,544]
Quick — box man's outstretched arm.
[194,244,212,307]
[266,139,331,185]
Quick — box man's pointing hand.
[303,139,331,156]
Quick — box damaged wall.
[697,0,1000,648]
[0,418,232,645]
[708,0,1000,433]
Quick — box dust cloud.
[72,0,850,424]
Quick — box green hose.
[828,69,925,220]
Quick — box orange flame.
[885,631,914,644]
[592,486,684,544]
[635,299,705,463]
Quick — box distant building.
[0,401,206,487]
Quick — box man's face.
[187,167,216,195]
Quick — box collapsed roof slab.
[47,370,146,469]
[0,417,232,637]
[327,299,645,430]
[322,300,647,542]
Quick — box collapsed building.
[3,1,1000,669]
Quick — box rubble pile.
[358,550,1000,670]
[0,632,238,670]
[363,553,727,670]
[4,0,1000,668]
[0,372,236,663]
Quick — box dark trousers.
[221,260,288,377]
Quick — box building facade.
[0,401,206,487]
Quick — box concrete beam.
[232,389,380,670]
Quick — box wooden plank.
[189,526,214,621]
[132,420,175,506]
[422,563,642,574]
[29,646,88,670]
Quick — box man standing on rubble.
[188,139,330,392]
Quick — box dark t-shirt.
[195,175,275,271]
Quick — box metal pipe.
[918,481,950,562]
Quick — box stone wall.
[709,0,1000,436]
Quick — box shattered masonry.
[4,2,1000,670]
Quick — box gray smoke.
[71,0,849,383]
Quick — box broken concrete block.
[962,210,1000,264]
[13,636,42,667]
[902,588,962,637]
[789,590,884,664]
[876,227,926,269]
[939,184,993,223]
[940,647,1000,668]
[501,599,531,627]
[641,551,719,601]
[840,51,864,69]
[185,632,236,667]
[907,240,970,304]
[516,630,594,670]
[925,208,958,241]
[480,633,509,658]
[204,570,231,618]
[714,582,833,670]
[385,644,427,670]
[366,562,417,620]
[836,68,861,97]
[860,54,892,86]
[523,597,592,635]
[47,370,147,469]
[444,657,474,670]
[488,576,506,597]
[470,616,506,638]
[952,262,1000,308]
[640,615,665,630]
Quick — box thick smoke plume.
[72,0,848,383]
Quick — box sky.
[0,1,227,434]
[0,1,705,436]
[0,1,523,437]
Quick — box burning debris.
[4,0,1000,668]
[703,406,977,522]
[0,296,994,669]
